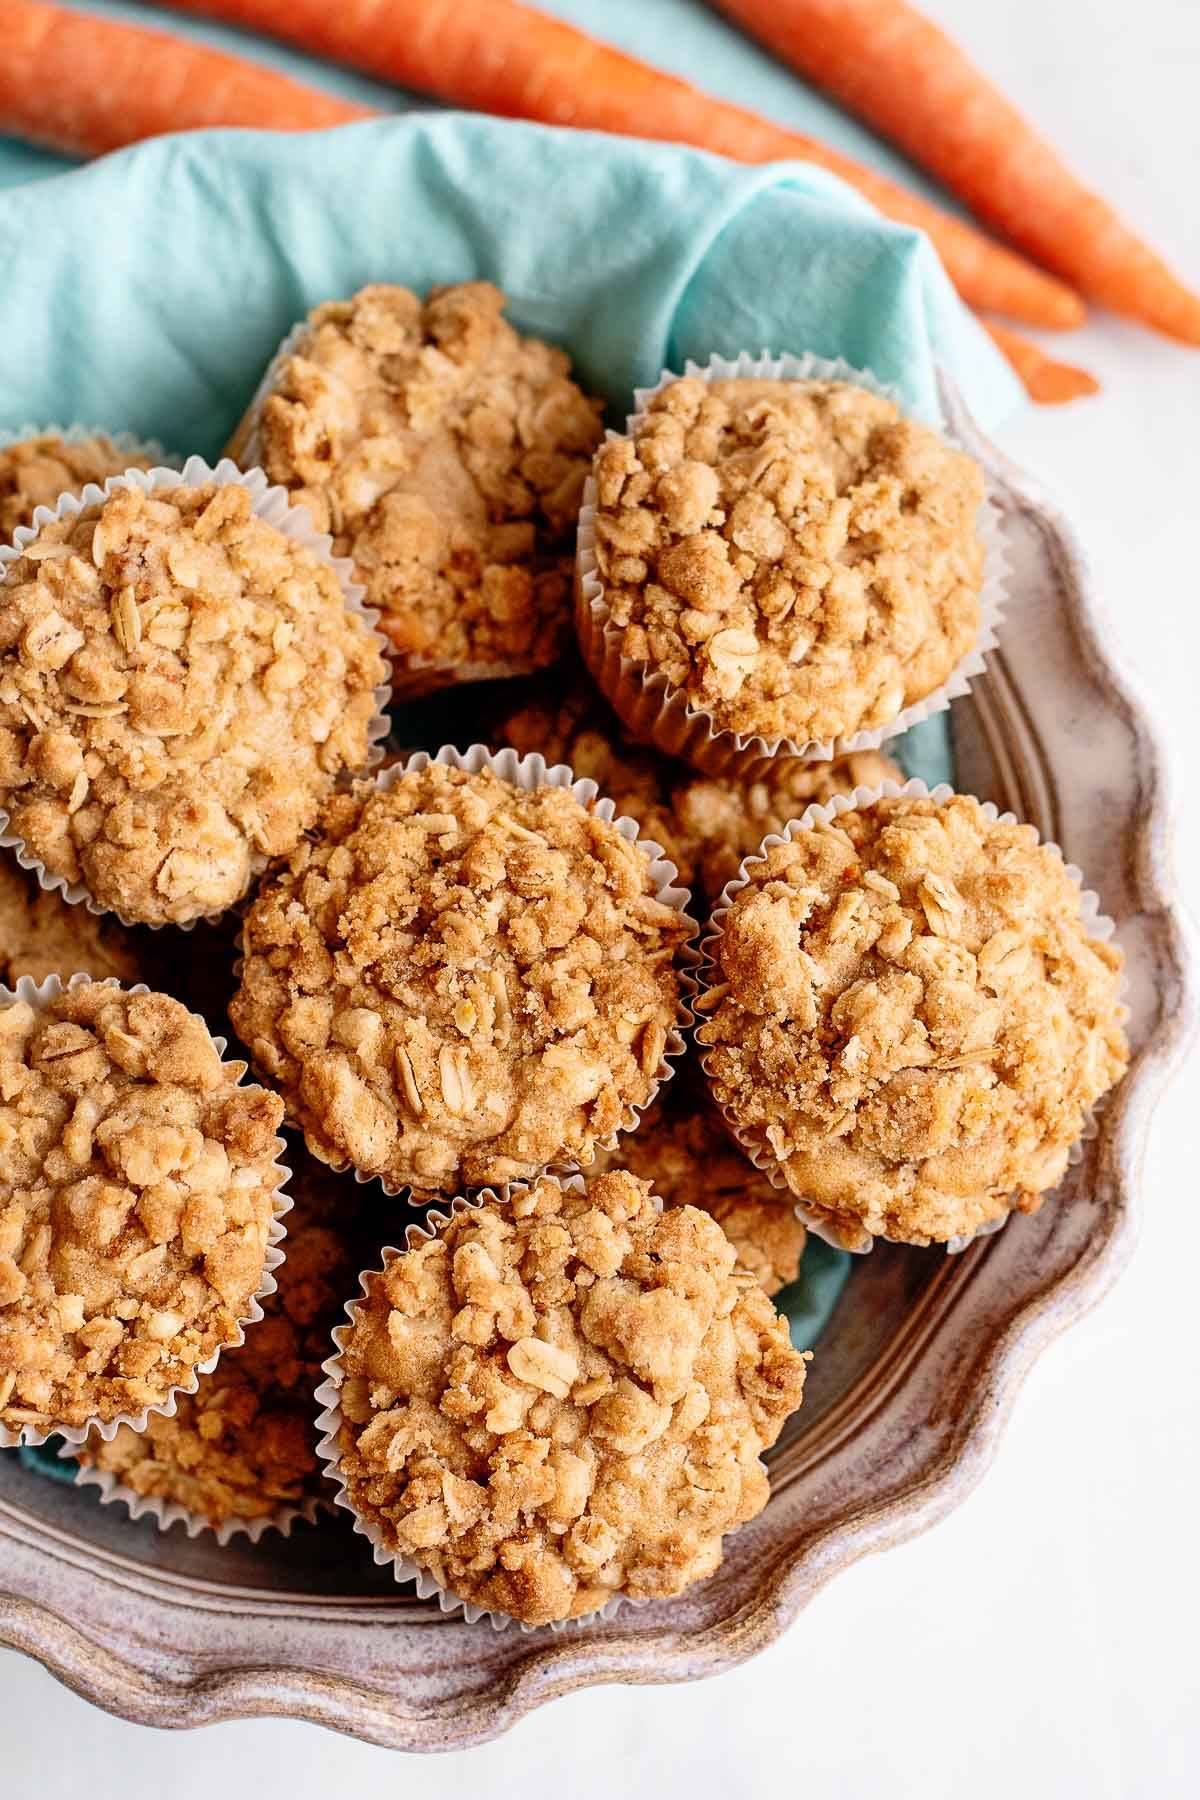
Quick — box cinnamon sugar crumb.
[248,283,604,694]
[0,481,386,924]
[334,1171,807,1626]
[0,433,155,541]
[591,377,985,744]
[78,1157,364,1525]
[0,984,285,1434]
[230,763,692,1193]
[698,794,1129,1247]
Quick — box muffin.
[323,1171,808,1626]
[0,852,143,986]
[591,1092,805,1297]
[0,431,157,542]
[494,659,900,905]
[697,792,1129,1249]
[0,982,286,1440]
[239,282,604,696]
[580,374,986,766]
[230,757,693,1193]
[0,477,387,924]
[76,1153,365,1530]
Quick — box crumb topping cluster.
[592,1094,805,1297]
[0,985,285,1434]
[0,433,154,542]
[250,282,604,688]
[334,1171,807,1626]
[0,855,142,988]
[495,664,900,904]
[78,1157,363,1523]
[590,377,985,744]
[231,763,692,1193]
[0,481,386,924]
[698,795,1128,1247]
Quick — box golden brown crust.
[0,482,387,924]
[0,853,143,987]
[0,434,155,542]
[493,663,901,905]
[334,1172,807,1626]
[77,1156,366,1525]
[698,794,1129,1246]
[592,1095,805,1296]
[591,377,985,744]
[0,985,285,1433]
[251,282,604,690]
[230,763,692,1193]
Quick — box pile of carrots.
[2,0,1195,402]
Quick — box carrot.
[983,322,1099,405]
[0,0,370,157]
[159,0,1083,330]
[713,1,1200,346]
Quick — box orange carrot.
[0,0,370,157]
[160,0,1083,330]
[983,322,1099,405]
[713,0,1200,346]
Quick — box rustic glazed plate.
[0,369,1191,1747]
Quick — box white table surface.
[3,2,1199,1792]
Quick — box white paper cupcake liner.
[65,1446,331,1547]
[0,972,293,1449]
[576,351,1008,780]
[314,1174,652,1633]
[694,778,1127,1256]
[234,741,701,1201]
[0,454,392,931]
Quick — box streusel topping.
[495,663,900,902]
[334,1172,807,1626]
[698,794,1128,1247]
[0,985,285,1434]
[0,481,387,924]
[590,377,985,743]
[78,1156,363,1524]
[250,282,604,690]
[592,1095,805,1297]
[0,855,142,987]
[0,433,155,542]
[231,763,692,1192]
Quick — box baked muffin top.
[78,1154,366,1525]
[698,794,1128,1247]
[249,282,603,692]
[0,432,155,542]
[230,762,692,1193]
[0,481,386,924]
[494,661,900,904]
[589,377,985,745]
[590,1093,805,1297]
[0,984,285,1435]
[331,1171,808,1626]
[0,853,142,988]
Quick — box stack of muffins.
[0,284,1128,1629]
